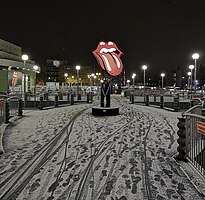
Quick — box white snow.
[0,95,204,200]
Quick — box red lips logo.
[93,41,124,76]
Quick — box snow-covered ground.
[0,95,204,200]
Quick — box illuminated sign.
[93,41,123,76]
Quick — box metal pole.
[194,59,197,92]
[23,60,26,108]
[77,70,79,100]
[188,76,190,90]
[162,77,164,90]
[34,71,36,107]
[144,70,145,92]
[190,69,193,98]
[194,59,197,85]
[133,77,134,90]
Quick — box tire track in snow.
[0,108,89,200]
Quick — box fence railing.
[126,92,202,111]
[176,101,205,177]
[0,96,21,125]
[7,97,19,117]
[0,92,95,125]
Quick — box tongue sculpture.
[92,41,124,76]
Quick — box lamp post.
[91,73,95,86]
[64,72,68,84]
[132,73,136,90]
[33,65,39,106]
[127,80,130,89]
[96,72,101,85]
[64,73,68,90]
[187,72,191,90]
[181,76,185,89]
[161,73,165,91]
[76,65,81,100]
[142,65,147,92]
[93,75,97,85]
[87,75,91,86]
[189,65,194,95]
[192,53,199,91]
[64,73,68,79]
[22,54,29,108]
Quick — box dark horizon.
[1,0,205,78]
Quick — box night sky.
[1,0,205,79]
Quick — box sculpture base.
[92,106,119,116]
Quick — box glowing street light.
[189,65,194,92]
[93,75,97,85]
[161,73,165,89]
[76,65,81,100]
[187,72,192,90]
[127,79,130,89]
[132,73,136,89]
[64,73,68,79]
[33,65,39,106]
[64,73,68,88]
[142,65,147,92]
[22,54,29,108]
[192,53,199,90]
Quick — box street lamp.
[93,75,97,85]
[64,73,68,79]
[76,65,81,100]
[187,72,192,90]
[96,72,101,85]
[132,73,136,90]
[127,79,130,89]
[161,73,165,90]
[33,65,39,107]
[189,65,194,92]
[142,65,147,92]
[192,53,199,90]
[64,73,68,89]
[22,54,29,108]
[91,73,95,86]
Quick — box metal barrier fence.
[0,97,20,125]
[24,91,93,108]
[7,97,19,117]
[181,103,205,176]
[127,92,200,111]
[0,91,95,125]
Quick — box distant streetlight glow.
[189,65,194,92]
[64,73,68,79]
[132,73,136,89]
[22,55,28,61]
[142,65,147,92]
[76,65,81,100]
[127,79,130,89]
[161,73,165,89]
[192,53,199,60]
[192,53,199,91]
[187,72,192,90]
[33,65,39,106]
[22,54,29,108]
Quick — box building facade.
[0,39,40,94]
[44,59,103,90]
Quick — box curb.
[0,123,7,154]
[0,116,21,154]
[0,109,35,154]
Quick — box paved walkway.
[0,96,204,200]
